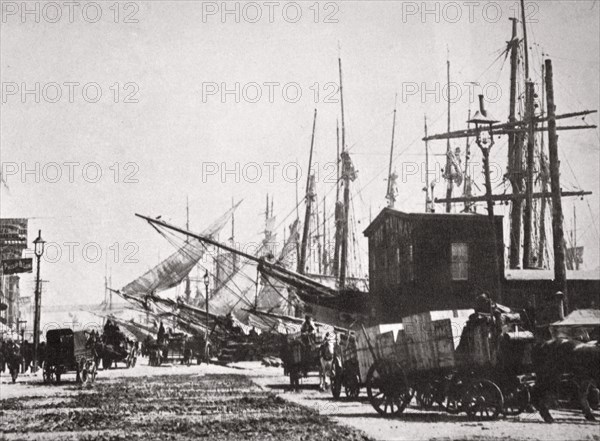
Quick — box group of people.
[0,338,39,375]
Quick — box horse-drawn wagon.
[99,321,138,369]
[42,328,97,384]
[346,307,535,420]
[281,325,341,393]
[160,332,189,363]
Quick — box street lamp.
[203,270,210,363]
[32,230,45,372]
[468,95,499,217]
[468,96,503,304]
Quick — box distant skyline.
[2,1,598,312]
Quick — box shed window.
[451,242,469,280]
[408,244,414,281]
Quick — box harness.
[319,340,335,362]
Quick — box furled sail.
[256,219,300,315]
[120,202,241,299]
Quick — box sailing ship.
[114,3,597,333]
[422,1,596,315]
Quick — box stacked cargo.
[401,309,473,371]
[355,309,474,379]
[355,325,400,381]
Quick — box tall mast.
[298,109,317,274]
[339,59,346,162]
[322,194,328,274]
[336,120,340,203]
[315,193,322,274]
[507,17,524,269]
[537,62,548,267]
[338,57,350,289]
[545,58,568,313]
[104,257,108,308]
[109,266,113,310]
[573,205,579,270]
[424,115,431,212]
[231,197,237,272]
[522,81,536,269]
[520,0,530,80]
[333,120,341,277]
[184,196,192,302]
[294,165,300,265]
[463,109,472,212]
[445,56,453,213]
[386,95,398,208]
[520,0,536,270]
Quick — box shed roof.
[550,309,600,328]
[363,207,502,237]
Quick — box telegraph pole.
[545,59,568,312]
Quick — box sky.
[1,0,599,314]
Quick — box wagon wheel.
[42,362,55,384]
[416,383,435,409]
[464,379,504,421]
[588,381,600,411]
[289,367,300,390]
[443,377,465,414]
[55,368,62,385]
[77,360,85,383]
[366,360,410,417]
[344,371,361,399]
[419,380,446,409]
[503,383,530,416]
[88,360,97,383]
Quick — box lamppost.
[203,270,210,363]
[468,95,502,303]
[468,95,500,217]
[32,230,46,372]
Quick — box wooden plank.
[355,325,380,381]
[376,331,396,361]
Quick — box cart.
[281,331,331,390]
[162,333,190,364]
[361,309,534,420]
[100,324,138,369]
[42,328,97,384]
[330,331,361,399]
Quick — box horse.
[531,338,599,423]
[318,333,337,391]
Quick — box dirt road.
[2,360,599,441]
[241,361,600,441]
[0,362,369,441]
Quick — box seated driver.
[301,315,316,346]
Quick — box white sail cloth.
[120,202,241,300]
